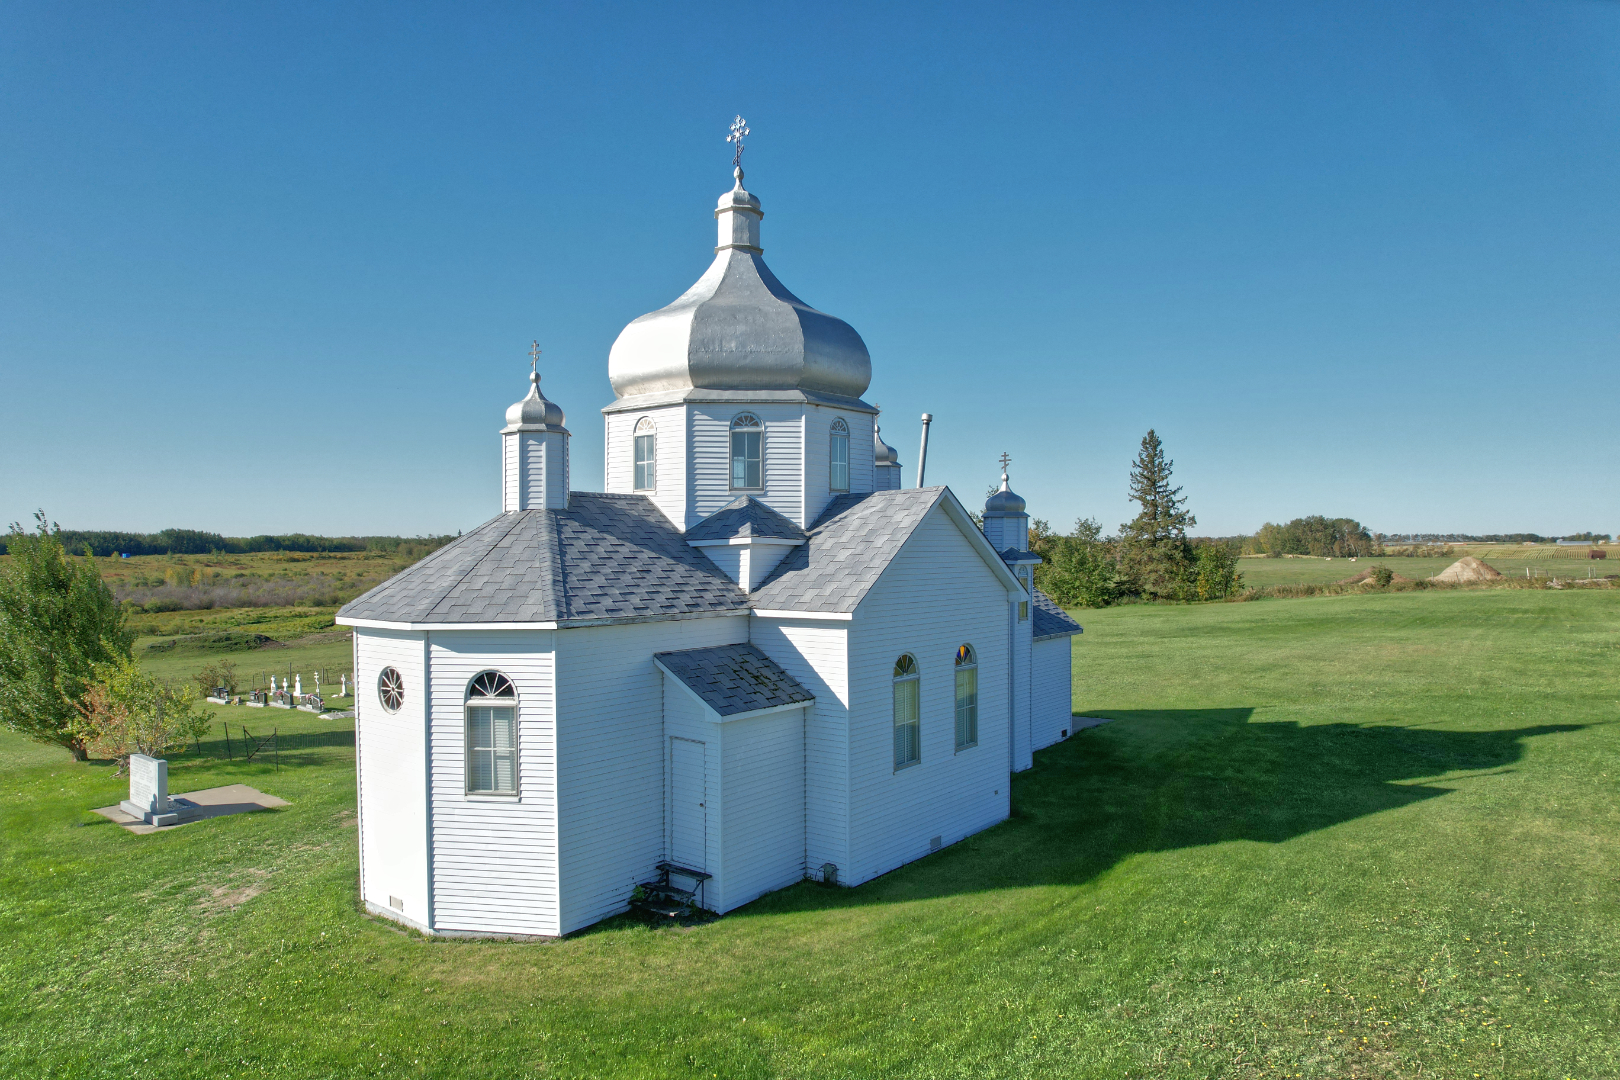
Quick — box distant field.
[1238,544,1613,588]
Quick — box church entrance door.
[669,737,707,871]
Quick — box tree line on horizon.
[0,526,460,558]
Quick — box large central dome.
[607,171,873,403]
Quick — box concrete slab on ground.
[1071,716,1115,731]
[93,784,288,835]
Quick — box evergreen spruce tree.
[1119,430,1196,599]
[0,513,133,759]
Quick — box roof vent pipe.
[916,413,933,488]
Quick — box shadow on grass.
[755,709,1583,912]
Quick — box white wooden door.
[669,737,707,871]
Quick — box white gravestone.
[120,754,179,826]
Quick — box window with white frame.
[633,417,657,491]
[377,666,404,713]
[829,418,850,492]
[954,644,978,750]
[1018,568,1030,621]
[893,654,920,769]
[730,413,763,489]
[465,670,517,795]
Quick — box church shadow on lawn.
[750,709,1584,914]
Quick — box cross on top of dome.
[727,115,750,170]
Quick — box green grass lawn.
[2,589,1617,1078]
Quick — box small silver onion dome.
[504,370,566,430]
[607,169,873,402]
[984,468,1026,514]
[873,422,899,465]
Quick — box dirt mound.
[1336,568,1413,585]
[1430,556,1503,584]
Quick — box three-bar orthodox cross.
[727,115,750,168]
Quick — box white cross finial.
[530,340,541,374]
[727,115,750,169]
[999,452,1011,472]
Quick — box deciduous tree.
[0,513,134,759]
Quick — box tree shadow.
[754,710,1585,913]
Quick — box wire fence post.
[275,728,280,772]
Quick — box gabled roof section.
[1032,588,1083,641]
[750,486,1019,614]
[337,493,749,625]
[685,496,806,543]
[653,643,814,718]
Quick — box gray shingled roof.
[338,493,749,624]
[750,487,946,613]
[653,643,814,717]
[685,496,806,542]
[1032,588,1083,640]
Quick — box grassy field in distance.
[1237,543,1613,588]
[2,587,1615,1078]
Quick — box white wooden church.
[337,163,1082,938]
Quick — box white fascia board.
[339,609,746,632]
[338,617,560,631]
[687,538,807,548]
[749,609,854,621]
[651,657,814,723]
[933,490,1026,591]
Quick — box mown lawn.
[1,589,1616,1078]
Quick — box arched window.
[377,666,404,714]
[633,416,657,491]
[893,654,920,770]
[465,670,517,795]
[730,413,763,490]
[954,645,978,750]
[829,418,850,493]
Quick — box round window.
[378,666,404,713]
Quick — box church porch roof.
[685,496,807,543]
[652,643,814,718]
[1032,588,1083,641]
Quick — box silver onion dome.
[504,370,566,431]
[985,468,1026,514]
[607,168,873,402]
[873,421,899,465]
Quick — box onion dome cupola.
[873,418,903,490]
[982,459,1031,553]
[501,345,570,512]
[606,166,873,406]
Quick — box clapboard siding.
[845,507,1011,886]
[718,709,806,911]
[749,617,850,879]
[554,615,749,934]
[802,407,876,526]
[1012,595,1035,772]
[501,434,519,513]
[427,631,558,936]
[1031,636,1073,751]
[690,404,805,527]
[604,406,686,527]
[355,629,430,927]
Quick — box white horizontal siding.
[1012,595,1034,772]
[749,617,850,880]
[718,709,806,912]
[845,507,1011,886]
[355,629,430,927]
[427,631,558,936]
[690,404,806,527]
[1031,636,1073,751]
[554,615,749,934]
[502,433,519,513]
[605,406,686,527]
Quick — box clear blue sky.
[2,2,1616,539]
